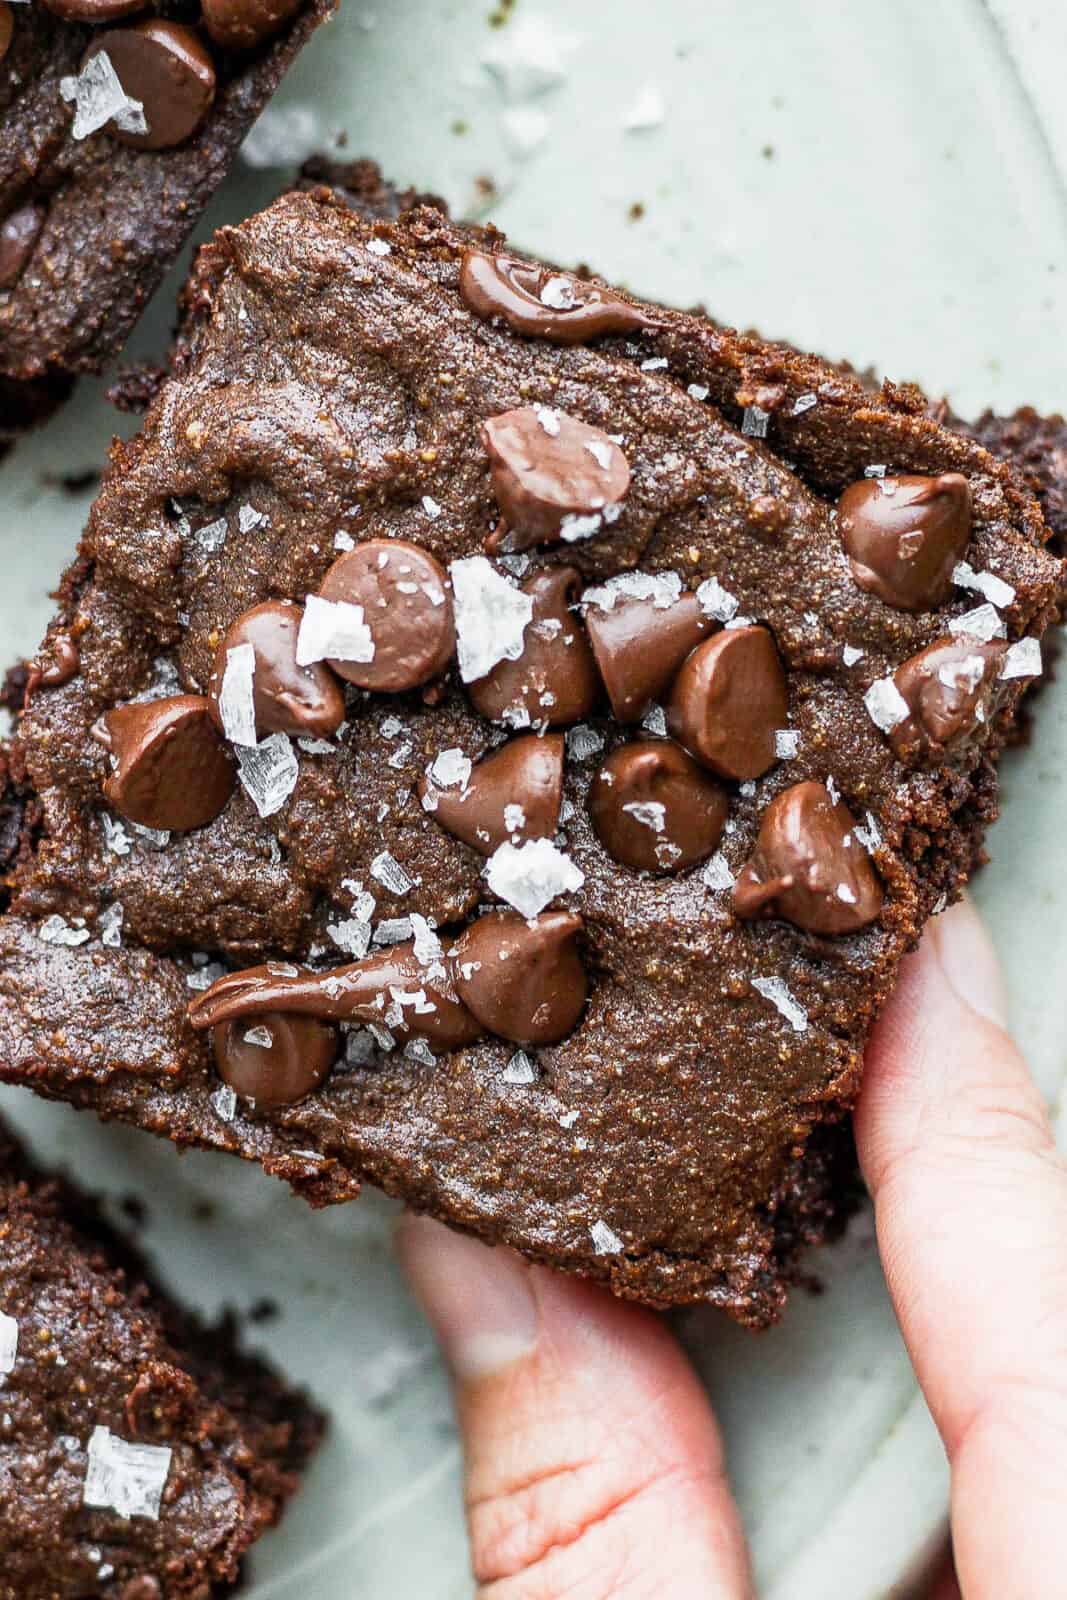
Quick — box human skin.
[398,896,1067,1599]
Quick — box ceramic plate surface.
[2,2,1065,1595]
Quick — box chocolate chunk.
[201,0,302,50]
[103,695,235,833]
[837,473,972,611]
[0,205,45,292]
[467,566,600,727]
[460,250,653,344]
[667,625,788,781]
[733,780,883,935]
[482,408,631,553]
[213,1012,337,1111]
[208,601,345,743]
[888,637,1009,762]
[84,22,217,152]
[584,588,711,721]
[0,3,10,66]
[317,539,455,691]
[451,911,587,1045]
[189,945,484,1052]
[418,732,564,855]
[589,740,729,873]
[43,0,147,20]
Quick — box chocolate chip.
[103,695,235,833]
[0,204,45,291]
[188,946,484,1053]
[837,473,972,611]
[451,910,587,1046]
[0,3,11,66]
[467,566,601,727]
[482,408,631,553]
[318,539,455,691]
[213,1012,337,1112]
[584,588,710,722]
[460,250,654,344]
[201,0,302,50]
[888,637,1008,762]
[84,22,216,152]
[732,780,883,935]
[207,601,345,743]
[29,634,80,691]
[667,625,788,781]
[43,0,147,20]
[589,740,729,873]
[419,732,563,855]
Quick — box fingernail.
[930,894,1008,1028]
[396,1214,538,1382]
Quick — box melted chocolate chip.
[318,539,455,691]
[44,0,146,19]
[30,635,80,690]
[201,0,302,50]
[452,910,587,1046]
[888,637,1008,762]
[733,780,883,935]
[188,946,483,1052]
[208,601,345,743]
[584,588,711,721]
[103,695,235,833]
[667,625,788,782]
[468,566,601,727]
[837,473,972,612]
[213,1012,337,1111]
[0,204,45,292]
[419,732,564,855]
[84,22,216,152]
[589,740,729,873]
[482,408,631,553]
[460,250,654,344]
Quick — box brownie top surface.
[0,1116,320,1599]
[2,188,1061,1323]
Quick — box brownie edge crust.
[0,1113,322,1599]
[1,188,1061,1326]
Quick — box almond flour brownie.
[0,188,1062,1326]
[0,1112,322,1598]
[0,0,331,458]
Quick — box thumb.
[397,1215,752,1600]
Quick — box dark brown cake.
[0,187,1061,1326]
[0,0,332,457]
[0,1111,322,1598]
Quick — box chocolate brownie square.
[0,187,1061,1325]
[0,0,331,457]
[0,1110,322,1598]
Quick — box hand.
[397,896,1067,1598]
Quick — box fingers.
[397,1216,752,1600]
[855,896,1067,1599]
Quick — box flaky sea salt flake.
[696,576,740,623]
[328,919,373,958]
[792,392,817,416]
[99,903,124,948]
[236,734,298,817]
[101,815,132,857]
[623,801,665,832]
[450,556,533,682]
[948,602,1006,643]
[0,1314,17,1376]
[751,976,808,1033]
[502,1050,537,1084]
[38,915,90,948]
[952,561,1015,608]
[485,838,584,918]
[842,644,865,667]
[83,1427,171,1521]
[60,52,146,141]
[371,851,414,896]
[864,678,909,733]
[702,853,733,891]
[211,1085,238,1122]
[590,1219,624,1255]
[775,730,799,760]
[565,723,604,761]
[742,405,770,438]
[1000,637,1043,680]
[218,641,258,747]
[296,594,374,667]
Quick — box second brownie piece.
[0,188,1062,1325]
[0,1111,322,1598]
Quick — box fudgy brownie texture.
[0,0,332,458]
[0,1112,322,1598]
[1,186,1062,1325]
[936,403,1067,551]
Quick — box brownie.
[0,187,1061,1327]
[0,1111,322,1598]
[0,0,332,458]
